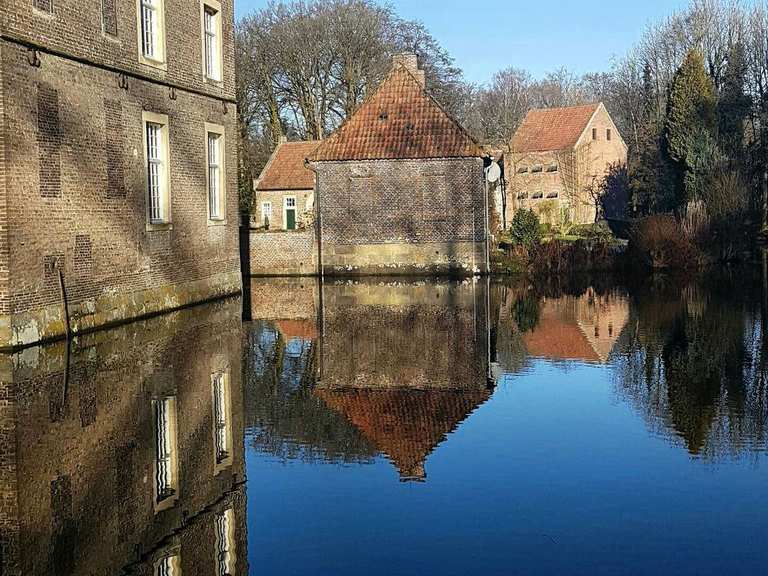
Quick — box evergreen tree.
[664,50,719,207]
[717,43,751,163]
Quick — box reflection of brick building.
[315,280,492,481]
[0,1,240,349]
[522,288,630,363]
[0,299,247,575]
[308,55,488,276]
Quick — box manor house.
[0,0,239,349]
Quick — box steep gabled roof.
[255,141,319,191]
[511,103,601,153]
[315,388,491,481]
[309,64,483,162]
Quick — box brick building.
[0,298,247,575]
[316,279,493,481]
[508,103,627,225]
[252,139,318,230]
[0,0,240,350]
[308,54,489,276]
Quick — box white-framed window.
[261,201,272,228]
[153,396,179,509]
[143,112,171,227]
[201,1,223,82]
[215,508,236,576]
[138,0,166,67]
[212,371,232,467]
[205,123,226,223]
[154,552,181,576]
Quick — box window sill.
[207,218,228,227]
[32,8,56,19]
[146,221,173,232]
[139,55,168,71]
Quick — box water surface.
[0,273,766,575]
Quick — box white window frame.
[137,0,167,69]
[201,0,224,82]
[205,123,226,225]
[261,201,272,228]
[215,508,237,576]
[283,196,297,231]
[212,370,233,473]
[153,396,179,512]
[143,112,172,230]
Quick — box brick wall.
[0,0,240,349]
[320,279,491,389]
[248,277,318,321]
[1,0,236,102]
[314,158,488,275]
[248,228,317,276]
[0,297,247,576]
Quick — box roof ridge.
[309,62,483,162]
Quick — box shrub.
[510,209,541,249]
[571,221,615,242]
[629,214,701,269]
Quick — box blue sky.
[234,0,691,84]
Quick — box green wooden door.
[285,197,297,230]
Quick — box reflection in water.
[0,299,248,576]
[613,277,768,459]
[246,274,768,474]
[0,273,765,574]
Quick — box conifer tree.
[665,50,719,207]
[718,43,751,163]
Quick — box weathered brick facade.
[0,1,240,350]
[315,158,487,275]
[249,228,317,276]
[309,56,489,276]
[0,298,247,575]
[508,103,628,226]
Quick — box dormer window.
[516,166,528,174]
[546,164,558,173]
[532,191,544,199]
[531,165,543,173]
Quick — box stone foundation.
[321,241,487,277]
[0,270,241,350]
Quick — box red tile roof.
[255,141,319,191]
[309,65,483,162]
[315,388,490,481]
[511,104,601,153]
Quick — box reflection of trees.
[614,276,768,458]
[243,321,376,464]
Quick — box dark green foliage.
[718,43,751,162]
[512,294,540,333]
[664,50,719,208]
[510,209,541,249]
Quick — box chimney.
[393,53,425,88]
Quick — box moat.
[0,273,766,575]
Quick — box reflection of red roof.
[511,104,600,153]
[309,64,482,161]
[275,320,318,341]
[523,318,601,363]
[256,141,319,191]
[316,388,490,481]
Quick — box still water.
[0,274,766,575]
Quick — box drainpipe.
[57,267,71,339]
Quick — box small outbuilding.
[508,103,627,226]
[253,139,319,230]
[308,54,489,276]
